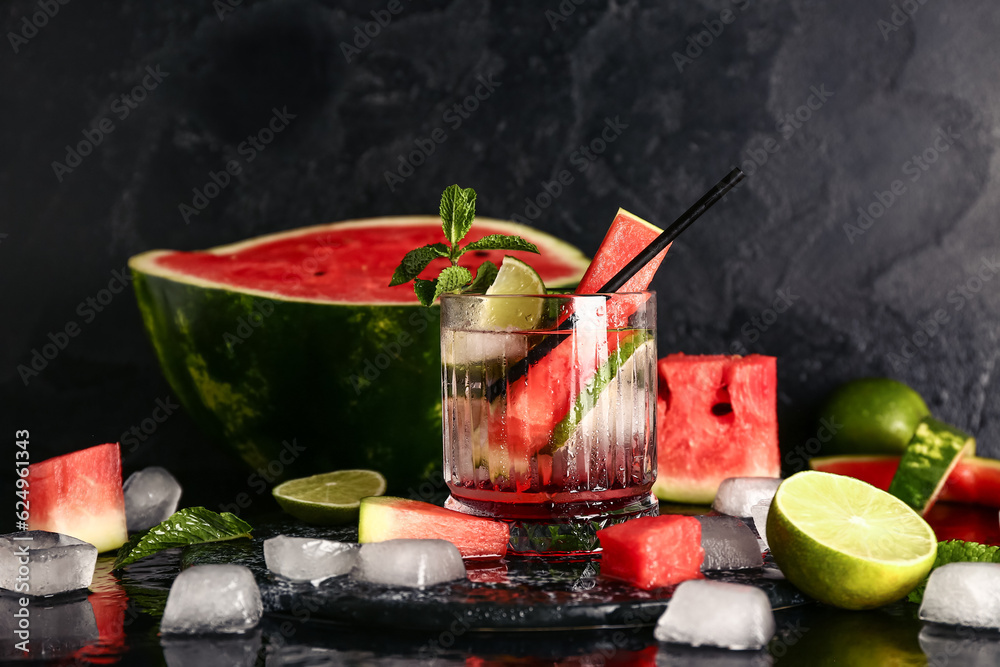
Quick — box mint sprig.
[390,184,540,306]
[112,507,253,570]
[907,539,1000,603]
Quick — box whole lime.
[818,378,930,455]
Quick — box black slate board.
[158,514,810,633]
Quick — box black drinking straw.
[484,167,746,402]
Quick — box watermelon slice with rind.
[653,354,780,504]
[888,418,976,516]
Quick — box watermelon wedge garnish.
[358,496,510,559]
[487,209,666,470]
[128,217,589,491]
[653,354,780,504]
[810,454,1000,508]
[29,443,128,553]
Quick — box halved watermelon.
[810,455,1000,508]
[358,496,510,559]
[597,515,704,590]
[29,443,128,553]
[653,354,780,504]
[129,217,589,492]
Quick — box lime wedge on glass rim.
[272,469,387,525]
[767,470,937,609]
[480,255,547,330]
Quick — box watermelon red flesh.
[596,515,704,590]
[358,496,510,559]
[153,217,587,304]
[492,210,667,466]
[924,502,1000,546]
[575,208,669,327]
[129,217,590,493]
[809,455,1000,508]
[29,443,128,553]
[653,354,780,504]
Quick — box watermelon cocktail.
[440,292,658,552]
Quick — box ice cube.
[655,580,776,650]
[162,629,262,667]
[919,623,1000,666]
[352,539,466,587]
[160,564,262,634]
[919,562,1000,629]
[656,644,774,666]
[123,466,183,532]
[0,594,98,660]
[263,536,358,583]
[712,478,782,517]
[0,531,97,596]
[750,500,771,550]
[695,516,763,571]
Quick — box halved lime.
[272,469,387,525]
[481,256,546,330]
[767,470,937,609]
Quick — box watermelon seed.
[711,403,733,417]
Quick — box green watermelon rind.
[128,216,590,493]
[545,332,654,454]
[887,417,976,515]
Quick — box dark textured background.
[3,0,999,513]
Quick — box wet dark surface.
[1,513,995,665]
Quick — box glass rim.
[439,290,656,299]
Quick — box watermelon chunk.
[597,515,704,590]
[358,496,509,559]
[810,455,1000,508]
[29,443,128,553]
[653,354,780,504]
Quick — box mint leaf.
[463,261,499,293]
[413,278,438,306]
[439,185,477,248]
[113,507,253,570]
[389,243,449,286]
[462,234,539,254]
[433,265,473,300]
[907,539,1000,603]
